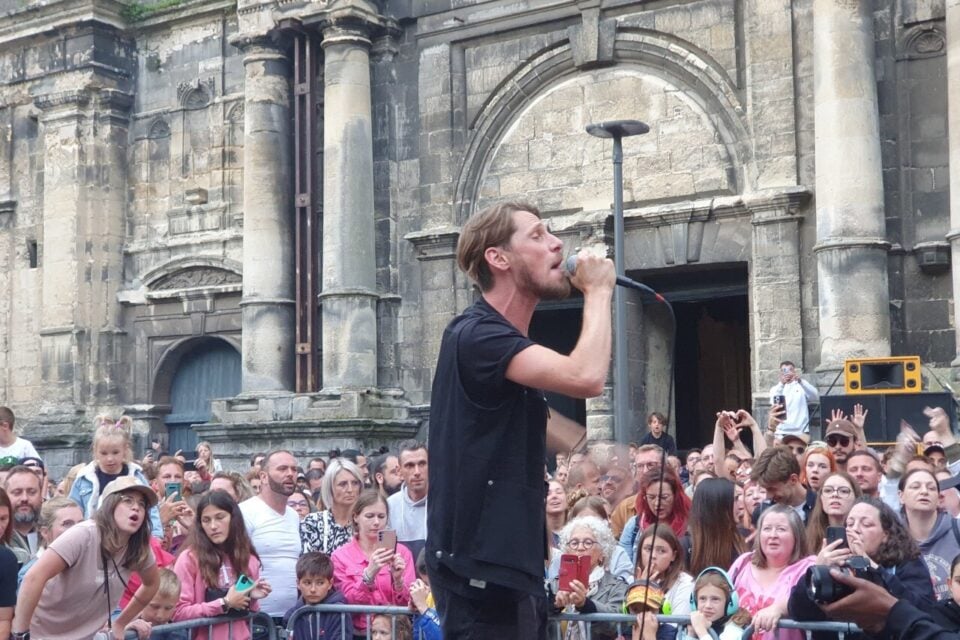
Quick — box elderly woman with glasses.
[551,515,627,640]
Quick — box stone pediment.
[142,258,243,300]
[152,267,240,290]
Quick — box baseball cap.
[781,433,810,447]
[625,579,665,614]
[825,419,857,438]
[19,456,44,470]
[99,477,158,509]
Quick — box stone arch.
[454,28,753,222]
[151,335,241,407]
[148,117,171,139]
[141,256,243,294]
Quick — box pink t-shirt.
[729,551,815,640]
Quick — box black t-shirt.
[95,464,128,494]
[426,297,548,598]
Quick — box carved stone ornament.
[900,25,946,60]
[152,267,241,290]
[148,118,171,139]
[177,79,216,110]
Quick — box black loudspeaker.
[820,392,955,443]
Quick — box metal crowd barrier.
[123,606,863,640]
[123,610,276,639]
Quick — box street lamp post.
[585,119,650,443]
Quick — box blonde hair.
[91,415,133,462]
[157,568,182,599]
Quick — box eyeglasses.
[287,500,308,508]
[566,538,598,550]
[821,486,853,497]
[826,435,851,447]
[601,474,626,484]
[789,446,805,455]
[119,495,147,510]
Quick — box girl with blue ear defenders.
[679,567,752,640]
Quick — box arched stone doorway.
[160,338,241,453]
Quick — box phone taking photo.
[826,526,848,549]
[164,482,183,502]
[376,529,397,552]
[558,554,591,592]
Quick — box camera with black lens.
[805,556,884,604]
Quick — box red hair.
[798,446,836,488]
[634,467,691,537]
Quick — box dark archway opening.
[639,263,750,450]
[164,339,241,453]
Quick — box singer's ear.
[484,246,510,274]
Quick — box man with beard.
[372,452,403,498]
[427,202,615,639]
[3,465,43,561]
[239,449,300,621]
[600,457,634,508]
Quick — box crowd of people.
[3,381,960,640]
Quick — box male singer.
[426,202,615,638]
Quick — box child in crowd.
[409,549,441,640]
[678,568,752,640]
[68,415,162,535]
[627,579,675,640]
[931,553,960,631]
[128,568,189,640]
[639,412,677,456]
[282,552,353,639]
[369,614,412,640]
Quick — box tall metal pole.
[586,120,650,443]
[611,135,629,443]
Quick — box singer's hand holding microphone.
[564,252,616,293]
[566,254,666,301]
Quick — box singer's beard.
[516,261,571,300]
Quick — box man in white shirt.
[239,449,301,620]
[768,361,819,437]
[0,407,39,460]
[387,440,428,561]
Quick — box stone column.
[320,21,378,389]
[813,0,891,368]
[235,35,295,392]
[946,0,960,367]
[35,89,132,411]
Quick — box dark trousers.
[430,577,548,640]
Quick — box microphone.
[564,255,667,303]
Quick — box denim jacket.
[68,461,163,538]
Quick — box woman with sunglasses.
[12,478,160,640]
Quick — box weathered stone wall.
[0,0,955,472]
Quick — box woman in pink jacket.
[173,491,271,640]
[332,490,415,636]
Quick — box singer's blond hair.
[457,202,540,291]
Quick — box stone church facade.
[0,0,954,475]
